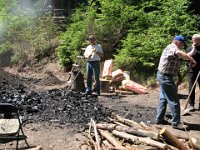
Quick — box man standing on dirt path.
[156,35,196,130]
[186,34,200,111]
[84,35,104,96]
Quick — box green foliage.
[92,0,136,59]
[0,0,199,82]
[114,0,199,78]
[56,0,138,66]
[0,36,13,66]
[0,41,11,52]
[147,77,158,88]
[56,8,87,66]
[0,0,60,65]
[11,50,26,64]
[56,0,200,81]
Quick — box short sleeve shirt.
[158,43,180,75]
[186,45,200,73]
[84,44,103,61]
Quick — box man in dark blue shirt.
[187,34,200,111]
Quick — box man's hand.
[192,42,198,48]
[92,48,96,52]
[88,50,95,59]
[189,59,196,68]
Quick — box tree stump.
[71,71,85,92]
[100,79,110,93]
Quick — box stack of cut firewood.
[81,112,200,150]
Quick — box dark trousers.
[188,72,200,106]
[85,61,100,95]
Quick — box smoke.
[13,0,53,16]
[0,0,54,66]
[0,0,52,42]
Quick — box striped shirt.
[158,43,180,75]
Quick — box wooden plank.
[27,146,42,150]
[115,89,134,95]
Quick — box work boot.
[83,91,91,96]
[155,119,169,125]
[172,123,188,130]
[93,92,99,96]
[188,104,195,112]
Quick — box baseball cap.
[174,35,185,43]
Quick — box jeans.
[156,71,180,126]
[85,61,100,95]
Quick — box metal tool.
[66,50,95,94]
[67,50,83,81]
[181,71,200,115]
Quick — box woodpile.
[81,112,200,150]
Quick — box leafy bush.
[114,0,199,81]
[56,8,88,68]
[0,0,60,65]
[0,46,13,67]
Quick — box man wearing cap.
[186,34,200,111]
[156,35,196,130]
[84,35,104,96]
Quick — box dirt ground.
[0,62,200,150]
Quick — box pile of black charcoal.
[0,78,112,125]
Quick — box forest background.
[0,0,200,84]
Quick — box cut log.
[166,144,180,150]
[115,89,134,95]
[140,121,152,131]
[27,146,42,150]
[91,118,101,150]
[99,129,126,150]
[108,117,127,127]
[88,120,98,149]
[112,130,167,149]
[160,128,188,150]
[112,112,142,129]
[191,137,200,149]
[96,123,159,140]
[128,145,159,150]
[101,140,114,150]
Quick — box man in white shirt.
[84,35,104,96]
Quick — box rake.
[181,71,200,115]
